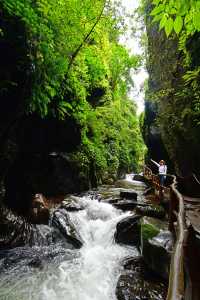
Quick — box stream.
[0,175,166,300]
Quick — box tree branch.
[66,0,108,74]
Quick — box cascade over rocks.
[0,177,169,299]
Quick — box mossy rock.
[141,217,172,280]
[141,222,160,241]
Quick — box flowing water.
[0,194,140,300]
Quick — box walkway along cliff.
[143,166,200,300]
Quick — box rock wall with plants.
[142,0,200,176]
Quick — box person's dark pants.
[159,174,165,186]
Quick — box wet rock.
[141,217,172,280]
[114,215,141,246]
[132,174,145,182]
[60,196,85,211]
[120,189,138,200]
[136,204,165,219]
[113,200,137,211]
[0,205,33,250]
[52,209,83,248]
[116,256,167,300]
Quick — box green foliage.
[1,0,146,182]
[150,0,200,37]
[2,0,107,117]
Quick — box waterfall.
[0,196,139,300]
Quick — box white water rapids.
[42,198,137,300]
[1,195,140,300]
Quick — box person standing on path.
[150,159,167,186]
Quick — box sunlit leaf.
[193,11,200,31]
[174,15,183,34]
[165,17,174,36]
[159,14,168,30]
[152,14,162,23]
[150,4,165,16]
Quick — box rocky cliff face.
[0,11,85,217]
[144,1,200,177]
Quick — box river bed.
[0,176,167,300]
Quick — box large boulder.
[52,209,83,249]
[114,215,141,246]
[141,217,173,280]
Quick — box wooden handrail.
[143,166,187,300]
[167,176,187,300]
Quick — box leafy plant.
[150,0,200,37]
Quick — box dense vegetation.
[0,0,145,191]
[140,0,200,176]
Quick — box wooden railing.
[143,165,171,200]
[143,165,187,300]
[167,177,186,300]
